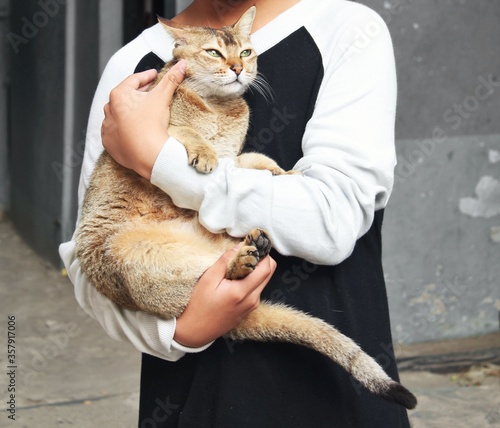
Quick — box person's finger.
[153,60,186,99]
[120,69,158,90]
[208,243,244,280]
[250,256,276,292]
[230,255,276,303]
[103,102,110,118]
[136,74,158,92]
[101,103,113,140]
[241,257,276,310]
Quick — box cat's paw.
[283,169,303,176]
[226,229,272,280]
[269,167,303,176]
[187,145,218,174]
[245,228,272,258]
[234,153,302,176]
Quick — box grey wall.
[359,0,500,342]
[8,0,99,266]
[3,0,175,263]
[8,0,67,266]
[0,0,9,213]
[2,0,498,343]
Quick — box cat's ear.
[157,15,189,47]
[232,6,256,36]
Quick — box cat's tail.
[227,301,417,410]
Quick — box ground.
[1,217,499,427]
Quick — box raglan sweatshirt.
[59,2,410,425]
[60,0,396,359]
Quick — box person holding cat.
[60,0,411,426]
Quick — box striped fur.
[75,7,416,409]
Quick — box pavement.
[1,216,499,428]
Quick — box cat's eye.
[206,49,222,58]
[240,49,252,58]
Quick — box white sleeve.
[59,35,212,361]
[150,11,397,265]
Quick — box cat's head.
[159,6,257,98]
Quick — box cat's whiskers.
[188,70,272,101]
[248,72,275,104]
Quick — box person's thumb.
[153,59,186,99]
[210,243,244,277]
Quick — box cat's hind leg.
[106,220,223,319]
[226,229,272,279]
[235,152,302,175]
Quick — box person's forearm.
[150,140,378,265]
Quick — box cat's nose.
[231,64,243,76]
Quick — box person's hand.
[174,244,277,348]
[101,60,186,180]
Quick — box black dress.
[136,27,410,428]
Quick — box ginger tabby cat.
[75,7,416,410]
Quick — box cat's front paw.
[187,145,219,173]
[268,167,303,176]
[226,229,272,280]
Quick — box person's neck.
[172,0,301,32]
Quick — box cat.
[75,7,416,410]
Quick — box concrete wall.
[8,0,67,266]
[359,0,500,342]
[0,0,9,212]
[1,0,498,343]
[7,0,100,265]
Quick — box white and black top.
[60,0,410,426]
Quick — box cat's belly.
[163,215,238,254]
